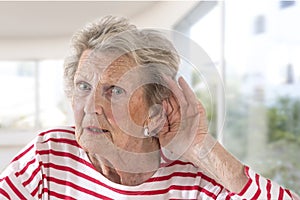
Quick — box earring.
[144,126,150,137]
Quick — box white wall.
[0,37,69,60]
[0,1,198,60]
[132,1,198,29]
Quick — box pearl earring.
[144,126,150,137]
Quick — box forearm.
[188,134,299,199]
[188,134,248,193]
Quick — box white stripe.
[9,174,35,200]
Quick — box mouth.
[85,126,110,134]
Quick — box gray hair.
[64,16,180,105]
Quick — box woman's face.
[72,50,155,159]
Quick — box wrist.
[185,134,217,163]
[188,134,248,193]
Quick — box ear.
[147,103,167,137]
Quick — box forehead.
[76,50,136,82]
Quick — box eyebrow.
[74,72,90,79]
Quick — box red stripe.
[11,144,34,162]
[278,187,284,200]
[154,182,215,197]
[38,128,75,137]
[31,179,42,197]
[37,149,95,169]
[41,137,80,147]
[147,171,199,182]
[266,179,271,200]
[38,188,47,199]
[39,186,76,199]
[238,178,252,196]
[251,174,261,199]
[285,189,292,198]
[43,162,141,196]
[168,160,195,166]
[22,163,41,187]
[48,189,76,200]
[31,174,46,197]
[200,172,224,188]
[0,188,10,199]
[161,160,195,168]
[147,171,222,190]
[48,176,112,199]
[11,128,74,163]
[170,199,197,200]
[142,184,217,197]
[255,173,260,185]
[44,162,216,197]
[238,166,252,196]
[225,194,231,200]
[15,158,36,177]
[6,177,26,199]
[194,185,217,199]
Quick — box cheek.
[72,96,85,126]
[72,98,85,143]
[128,93,149,126]
[104,108,118,125]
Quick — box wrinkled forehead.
[76,49,137,83]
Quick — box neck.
[88,151,160,186]
[88,138,161,186]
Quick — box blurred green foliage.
[267,97,300,143]
[265,97,300,192]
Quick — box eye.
[76,81,91,91]
[111,86,125,96]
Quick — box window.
[174,1,223,139]
[175,1,300,192]
[0,60,73,170]
[0,61,36,129]
[0,60,72,130]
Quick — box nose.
[84,89,105,115]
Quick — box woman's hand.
[156,76,209,160]
[155,76,249,193]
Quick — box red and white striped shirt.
[0,127,297,199]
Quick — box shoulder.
[8,126,78,167]
[0,126,79,198]
[34,126,78,148]
[34,126,82,159]
[36,126,76,141]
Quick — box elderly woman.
[0,16,299,199]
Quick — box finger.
[178,76,198,105]
[163,75,187,105]
[161,98,181,134]
[166,96,181,122]
[196,101,208,134]
[197,100,206,115]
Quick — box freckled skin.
[72,50,160,185]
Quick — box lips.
[86,126,110,134]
